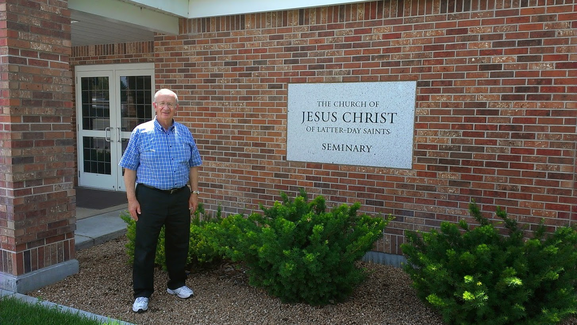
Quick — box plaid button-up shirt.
[119,118,202,190]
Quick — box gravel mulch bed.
[28,236,577,325]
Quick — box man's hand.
[128,198,141,221]
[189,193,198,214]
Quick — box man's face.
[153,92,177,125]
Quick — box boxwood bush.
[401,201,577,325]
[213,190,392,305]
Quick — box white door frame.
[75,63,154,191]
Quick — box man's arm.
[188,166,199,213]
[123,168,141,221]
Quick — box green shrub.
[119,210,137,264]
[120,203,224,271]
[189,204,224,268]
[401,201,577,325]
[214,190,392,305]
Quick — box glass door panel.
[83,137,111,175]
[115,73,154,191]
[120,75,153,132]
[81,77,110,131]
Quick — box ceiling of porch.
[69,0,369,47]
[70,10,156,47]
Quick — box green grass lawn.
[0,295,122,325]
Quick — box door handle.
[105,127,111,142]
[117,127,121,143]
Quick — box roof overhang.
[68,0,370,46]
[69,0,181,35]
[124,0,370,18]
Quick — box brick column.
[0,0,77,293]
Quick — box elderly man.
[119,88,202,313]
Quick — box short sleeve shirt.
[119,118,202,190]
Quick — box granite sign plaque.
[287,82,416,169]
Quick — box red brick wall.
[152,0,577,256]
[0,0,73,276]
[71,41,155,66]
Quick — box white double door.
[76,63,154,191]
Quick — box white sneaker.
[132,297,149,313]
[167,285,194,299]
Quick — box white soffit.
[70,10,154,46]
[187,0,371,18]
[122,0,189,17]
[68,0,179,35]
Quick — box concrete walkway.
[75,207,128,251]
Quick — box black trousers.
[133,185,191,298]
